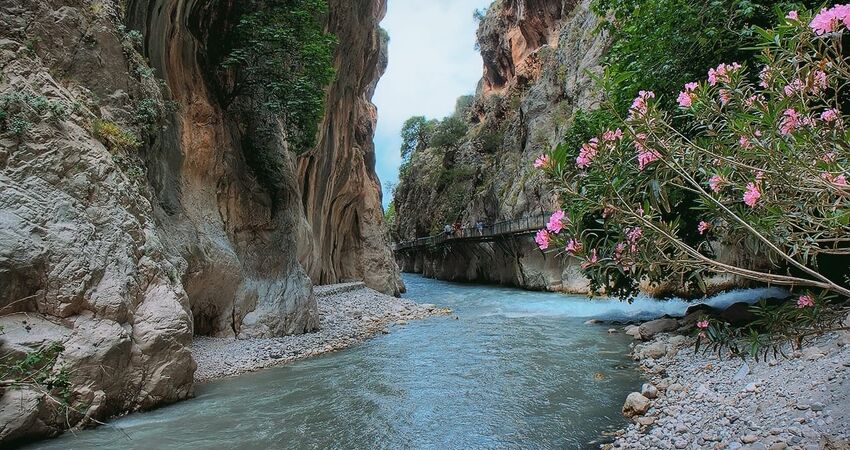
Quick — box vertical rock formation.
[393,0,609,292]
[298,0,404,297]
[0,0,396,442]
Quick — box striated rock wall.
[297,0,404,297]
[0,0,395,443]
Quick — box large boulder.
[623,392,651,417]
[639,318,679,339]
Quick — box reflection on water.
[31,275,679,450]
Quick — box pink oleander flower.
[708,62,741,86]
[810,4,850,35]
[637,149,659,170]
[786,10,799,21]
[677,82,699,108]
[739,135,752,149]
[709,174,723,193]
[822,152,836,162]
[626,226,643,252]
[743,182,761,207]
[534,229,551,250]
[698,331,707,339]
[823,172,848,186]
[634,133,659,170]
[784,78,804,97]
[613,242,626,261]
[546,210,566,234]
[565,238,582,254]
[698,221,711,235]
[812,70,828,93]
[696,320,710,329]
[576,138,599,169]
[821,108,840,123]
[628,90,656,120]
[797,295,815,308]
[533,154,550,169]
[603,128,623,141]
[744,95,757,108]
[779,108,800,135]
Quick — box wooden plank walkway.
[393,212,553,251]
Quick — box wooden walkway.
[393,212,553,251]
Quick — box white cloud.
[374,0,492,207]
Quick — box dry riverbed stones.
[603,316,850,450]
[192,283,451,382]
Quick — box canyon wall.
[0,0,395,443]
[298,0,404,297]
[392,0,609,289]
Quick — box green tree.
[431,115,469,150]
[220,0,336,154]
[400,116,436,159]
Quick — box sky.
[374,0,493,208]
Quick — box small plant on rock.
[92,119,140,152]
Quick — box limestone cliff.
[393,0,609,291]
[298,0,404,297]
[0,0,395,443]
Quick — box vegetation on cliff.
[536,7,850,357]
[216,0,336,198]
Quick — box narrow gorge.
[2,0,850,448]
[0,0,398,442]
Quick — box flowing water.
[30,275,786,450]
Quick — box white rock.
[623,392,652,417]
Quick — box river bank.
[192,282,450,382]
[607,317,850,449]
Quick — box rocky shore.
[606,317,850,450]
[192,283,450,382]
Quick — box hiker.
[443,224,452,236]
[476,220,484,236]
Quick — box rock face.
[392,0,609,291]
[298,0,404,297]
[391,0,754,296]
[0,0,395,443]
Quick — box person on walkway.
[476,220,484,236]
[443,224,452,236]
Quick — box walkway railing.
[393,212,553,251]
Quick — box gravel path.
[607,323,850,449]
[192,283,450,382]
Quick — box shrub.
[219,0,336,155]
[591,0,818,111]
[430,115,468,150]
[536,6,850,357]
[0,90,67,136]
[92,119,140,152]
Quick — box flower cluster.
[810,4,850,35]
[533,154,550,169]
[796,295,815,308]
[677,82,699,108]
[707,62,741,86]
[628,90,655,120]
[576,138,599,169]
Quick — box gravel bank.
[192,283,450,382]
[607,321,850,450]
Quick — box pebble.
[608,318,850,449]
